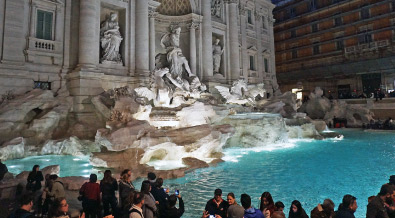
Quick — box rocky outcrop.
[298,87,331,119]
[323,100,374,127]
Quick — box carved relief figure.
[160,26,194,79]
[100,12,123,64]
[211,0,222,18]
[212,38,224,74]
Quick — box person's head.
[368,196,375,203]
[275,201,285,212]
[32,165,39,172]
[110,12,117,21]
[260,192,274,210]
[342,194,357,212]
[290,200,303,215]
[103,170,113,183]
[156,178,163,188]
[174,27,181,34]
[121,169,131,182]
[50,197,68,217]
[272,211,286,218]
[147,172,156,181]
[168,194,178,208]
[49,174,58,181]
[215,38,220,44]
[322,199,335,214]
[227,193,236,205]
[141,180,151,194]
[241,193,251,209]
[20,193,34,210]
[214,188,222,202]
[133,192,145,207]
[378,183,395,201]
[89,174,97,183]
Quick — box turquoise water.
[5,129,395,218]
[5,155,95,178]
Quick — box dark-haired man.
[335,194,357,218]
[241,193,264,218]
[205,189,229,218]
[161,194,184,218]
[130,192,145,218]
[9,194,35,218]
[367,184,395,218]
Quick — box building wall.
[273,0,395,98]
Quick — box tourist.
[119,169,135,210]
[152,178,169,212]
[275,201,285,212]
[241,193,264,218]
[310,199,335,218]
[80,174,101,218]
[367,184,395,218]
[147,172,157,194]
[45,175,65,200]
[227,192,244,218]
[9,193,35,218]
[0,159,8,182]
[289,200,309,218]
[129,192,144,218]
[26,165,44,192]
[368,196,376,203]
[272,211,286,218]
[141,180,157,218]
[48,197,72,218]
[335,194,357,218]
[100,170,118,216]
[205,188,229,218]
[161,194,184,218]
[260,192,275,217]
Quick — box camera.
[175,189,179,195]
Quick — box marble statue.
[211,0,222,18]
[212,39,224,74]
[100,12,123,64]
[160,26,194,79]
[215,79,266,105]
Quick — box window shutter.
[44,12,53,40]
[36,10,44,39]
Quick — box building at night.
[273,0,395,99]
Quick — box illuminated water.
[5,129,395,218]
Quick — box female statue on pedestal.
[212,38,224,74]
[100,12,123,64]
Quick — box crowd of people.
[363,118,395,130]
[5,165,395,218]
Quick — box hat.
[390,175,395,185]
[214,188,222,196]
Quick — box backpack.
[129,208,143,218]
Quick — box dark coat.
[367,196,390,218]
[290,208,309,218]
[27,171,44,192]
[205,198,229,218]
[100,179,118,198]
[161,197,185,218]
[335,208,355,218]
[311,206,335,218]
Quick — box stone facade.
[0,0,277,122]
[273,0,395,99]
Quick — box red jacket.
[80,182,100,202]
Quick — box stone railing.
[28,37,62,53]
[25,37,63,65]
[345,40,389,54]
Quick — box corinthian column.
[226,0,241,81]
[148,9,158,71]
[79,0,98,68]
[202,0,213,80]
[188,22,199,75]
[136,0,149,74]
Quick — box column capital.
[238,3,246,15]
[148,10,159,18]
[188,21,200,30]
[255,11,263,20]
[224,0,238,4]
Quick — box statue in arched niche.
[212,38,224,74]
[100,12,123,64]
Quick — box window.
[312,23,318,32]
[392,1,395,12]
[289,8,296,18]
[336,40,344,50]
[292,49,298,59]
[34,81,51,90]
[361,8,370,19]
[359,33,372,44]
[249,56,255,70]
[334,17,343,26]
[264,58,269,72]
[291,30,296,38]
[310,0,317,11]
[247,10,253,24]
[313,43,320,55]
[36,10,53,40]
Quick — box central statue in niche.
[100,12,123,64]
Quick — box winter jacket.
[335,208,355,218]
[80,182,100,202]
[100,179,118,198]
[47,180,65,199]
[367,196,390,218]
[244,207,265,218]
[142,193,157,218]
[205,198,229,218]
[27,171,44,192]
[161,197,184,218]
[119,180,135,208]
